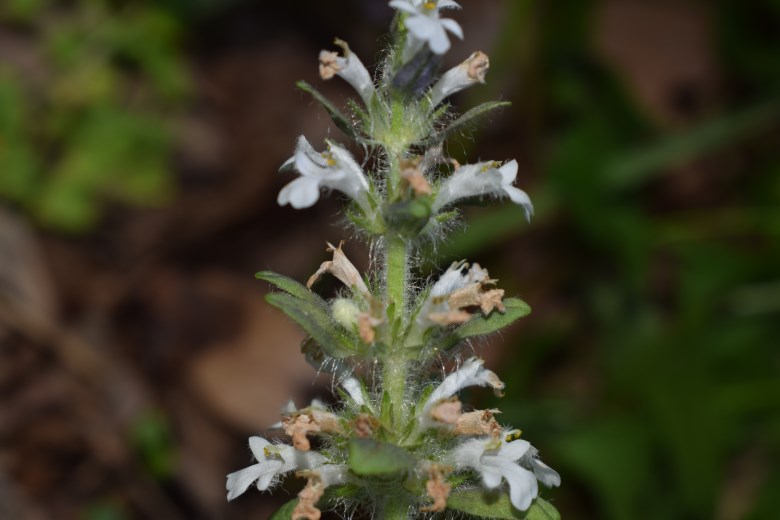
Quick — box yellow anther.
[505,429,523,442]
[424,2,436,9]
[321,151,337,167]
[263,446,273,457]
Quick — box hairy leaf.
[255,270,317,302]
[443,297,531,350]
[265,292,357,358]
[348,439,415,476]
[296,81,363,142]
[447,491,560,520]
[268,498,299,520]
[425,101,511,146]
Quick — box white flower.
[414,261,504,328]
[278,136,372,214]
[420,357,504,424]
[428,261,490,299]
[389,0,464,55]
[315,464,351,487]
[340,375,367,406]
[432,160,533,221]
[521,446,561,489]
[225,437,326,501]
[319,39,375,106]
[449,435,555,511]
[429,51,489,106]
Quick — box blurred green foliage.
[129,410,177,481]
[449,1,780,519]
[0,0,188,232]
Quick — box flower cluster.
[227,2,559,519]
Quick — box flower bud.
[429,51,489,106]
[332,298,360,329]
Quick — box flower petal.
[533,459,562,488]
[341,376,366,406]
[248,436,272,459]
[499,438,531,462]
[424,358,504,413]
[226,464,263,501]
[440,18,464,39]
[427,24,452,54]
[389,0,419,15]
[327,144,370,193]
[255,462,284,491]
[406,15,437,39]
[480,465,504,489]
[438,0,461,8]
[497,159,518,184]
[282,177,321,209]
[485,458,538,511]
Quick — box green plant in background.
[226,1,561,518]
[0,0,188,232]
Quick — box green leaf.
[265,292,357,358]
[443,297,531,350]
[447,490,560,520]
[603,100,780,191]
[297,80,363,142]
[348,439,415,476]
[425,101,511,145]
[268,498,299,520]
[256,270,315,301]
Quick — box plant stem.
[383,497,410,520]
[385,234,408,319]
[384,233,409,432]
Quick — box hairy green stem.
[383,497,410,520]
[384,234,409,432]
[385,234,408,318]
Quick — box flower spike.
[232,1,559,517]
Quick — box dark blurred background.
[1,0,778,518]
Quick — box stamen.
[505,429,523,442]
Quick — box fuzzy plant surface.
[226,1,561,519]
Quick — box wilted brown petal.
[352,413,380,438]
[447,284,505,315]
[420,467,452,513]
[307,241,370,297]
[454,409,502,438]
[430,398,463,424]
[428,308,473,325]
[318,51,342,80]
[282,409,342,452]
[400,158,433,196]
[358,312,376,343]
[466,51,490,82]
[293,474,325,520]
